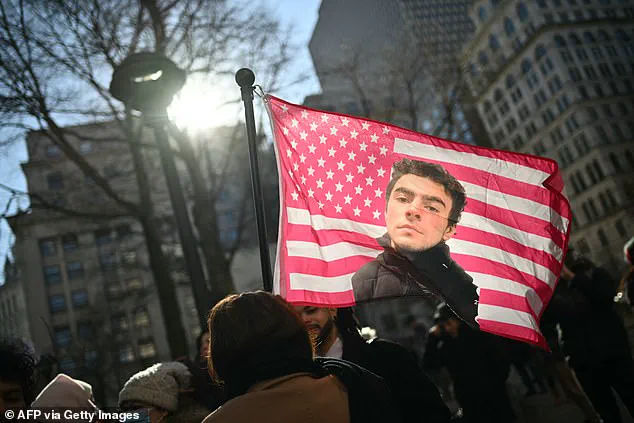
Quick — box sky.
[0,0,323,284]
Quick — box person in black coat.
[548,252,634,423]
[295,305,451,423]
[423,304,515,423]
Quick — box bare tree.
[314,28,472,141]
[0,0,296,355]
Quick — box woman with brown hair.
[202,291,397,423]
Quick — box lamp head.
[110,52,186,113]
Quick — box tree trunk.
[126,114,189,358]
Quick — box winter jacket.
[423,325,514,422]
[202,373,350,423]
[352,234,479,329]
[343,336,450,423]
[548,267,632,366]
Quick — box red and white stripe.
[266,95,571,348]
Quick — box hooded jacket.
[352,234,479,328]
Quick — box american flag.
[265,95,571,348]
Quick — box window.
[616,29,630,42]
[626,151,634,167]
[582,203,592,221]
[138,339,157,359]
[599,193,609,214]
[598,63,612,78]
[134,308,151,328]
[54,327,72,348]
[517,2,529,21]
[39,238,57,257]
[593,160,604,179]
[125,278,143,291]
[606,189,618,208]
[478,6,487,22]
[576,171,587,190]
[77,321,93,341]
[99,252,118,270]
[479,51,488,66]
[584,66,598,80]
[79,142,93,154]
[588,199,599,219]
[597,229,609,246]
[521,58,532,74]
[569,34,582,45]
[535,45,547,61]
[594,84,604,97]
[94,229,113,246]
[107,281,124,298]
[583,31,596,44]
[49,294,67,313]
[586,164,597,184]
[61,234,78,252]
[66,261,84,280]
[598,30,611,42]
[121,250,137,267]
[47,173,64,190]
[71,289,89,308]
[554,35,567,47]
[119,345,135,364]
[506,74,516,89]
[43,265,62,285]
[512,135,524,150]
[111,314,129,331]
[504,17,516,37]
[489,35,500,52]
[46,144,61,158]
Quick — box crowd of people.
[1,238,634,422]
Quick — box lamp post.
[110,52,213,337]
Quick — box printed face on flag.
[265,95,571,348]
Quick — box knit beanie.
[118,362,192,411]
[32,373,97,410]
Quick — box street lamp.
[110,52,213,347]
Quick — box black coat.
[547,267,632,366]
[423,326,514,422]
[352,234,479,329]
[342,336,451,423]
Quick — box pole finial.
[235,68,255,88]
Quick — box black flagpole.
[235,68,273,292]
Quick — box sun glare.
[168,76,238,132]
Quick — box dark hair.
[385,158,466,224]
[0,338,38,403]
[333,308,363,346]
[207,291,314,383]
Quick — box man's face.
[294,306,338,342]
[199,332,210,359]
[386,174,456,252]
[0,378,26,413]
[442,318,461,338]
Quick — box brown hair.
[385,158,466,224]
[207,291,314,383]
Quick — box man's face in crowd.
[386,174,456,253]
[294,306,337,344]
[199,332,210,359]
[0,378,26,413]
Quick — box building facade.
[463,0,634,275]
[0,257,31,340]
